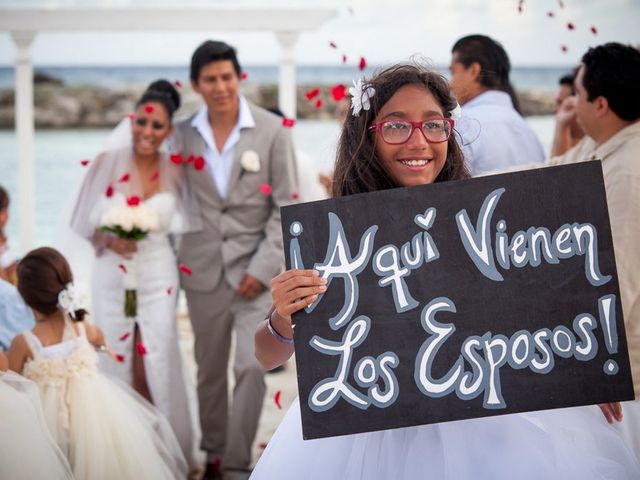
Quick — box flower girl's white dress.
[0,369,74,480]
[20,320,187,480]
[251,396,640,479]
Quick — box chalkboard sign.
[281,161,634,440]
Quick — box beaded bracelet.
[267,311,294,345]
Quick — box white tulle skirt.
[251,397,640,480]
[39,369,188,480]
[0,371,74,480]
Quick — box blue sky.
[0,0,638,67]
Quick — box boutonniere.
[241,150,260,173]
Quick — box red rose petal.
[292,192,299,200]
[174,80,182,88]
[167,286,173,295]
[115,354,125,363]
[282,117,296,128]
[150,171,159,182]
[305,88,320,101]
[170,153,183,165]
[136,341,147,356]
[105,185,114,198]
[547,11,554,17]
[259,442,268,451]
[274,390,282,410]
[119,173,130,183]
[561,45,568,53]
[259,183,273,196]
[179,264,193,276]
[126,113,137,120]
[342,54,347,64]
[144,104,154,113]
[240,72,248,80]
[558,0,564,8]
[358,57,367,71]
[567,22,575,31]
[329,41,338,49]
[119,331,131,342]
[330,83,347,102]
[118,264,127,274]
[80,159,90,167]
[591,25,598,35]
[126,195,141,206]
[315,99,323,109]
[193,156,206,171]
[187,154,195,164]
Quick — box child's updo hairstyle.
[17,247,87,322]
[333,62,470,198]
[136,79,181,120]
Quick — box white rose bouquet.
[99,195,159,317]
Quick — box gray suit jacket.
[173,103,298,292]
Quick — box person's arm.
[255,269,327,370]
[550,96,578,157]
[7,334,30,373]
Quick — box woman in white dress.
[252,63,640,479]
[68,80,202,469]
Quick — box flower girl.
[7,246,187,479]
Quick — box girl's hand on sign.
[271,269,327,323]
[598,402,623,423]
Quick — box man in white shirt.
[172,40,297,480]
[449,34,545,176]
[546,44,640,456]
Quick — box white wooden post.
[276,31,299,119]
[11,31,36,253]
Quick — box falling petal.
[567,22,575,30]
[115,354,125,363]
[136,341,147,356]
[80,159,90,167]
[315,99,323,109]
[259,442,268,451]
[150,171,160,182]
[547,11,554,17]
[358,57,367,71]
[558,0,564,8]
[118,264,128,274]
[240,72,248,80]
[105,185,114,198]
[126,196,141,206]
[292,192,299,200]
[329,41,338,49]
[274,390,283,410]
[174,80,182,88]
[180,264,193,276]
[119,332,131,342]
[305,88,320,101]
[167,286,174,295]
[119,173,130,183]
[282,117,296,128]
[591,25,598,35]
[187,154,195,164]
[259,184,273,196]
[561,45,568,53]
[330,83,347,102]
[193,156,206,171]
[144,104,154,113]
[342,54,348,64]
[170,153,183,165]
[126,113,137,120]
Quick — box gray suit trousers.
[186,278,269,471]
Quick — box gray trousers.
[186,278,268,471]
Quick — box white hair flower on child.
[349,78,376,117]
[57,283,89,320]
[449,103,462,121]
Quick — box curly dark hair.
[332,62,470,198]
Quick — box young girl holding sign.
[252,63,640,479]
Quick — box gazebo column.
[11,31,36,253]
[275,31,298,119]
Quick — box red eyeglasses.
[368,118,454,145]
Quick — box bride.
[67,79,202,470]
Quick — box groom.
[173,40,297,480]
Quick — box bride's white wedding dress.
[91,190,198,467]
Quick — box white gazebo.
[0,7,338,252]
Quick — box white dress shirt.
[191,95,255,199]
[458,91,545,176]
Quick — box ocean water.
[0,116,555,254]
[0,64,573,92]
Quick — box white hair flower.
[449,103,462,121]
[349,78,376,117]
[57,283,89,319]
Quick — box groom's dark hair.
[190,40,242,83]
